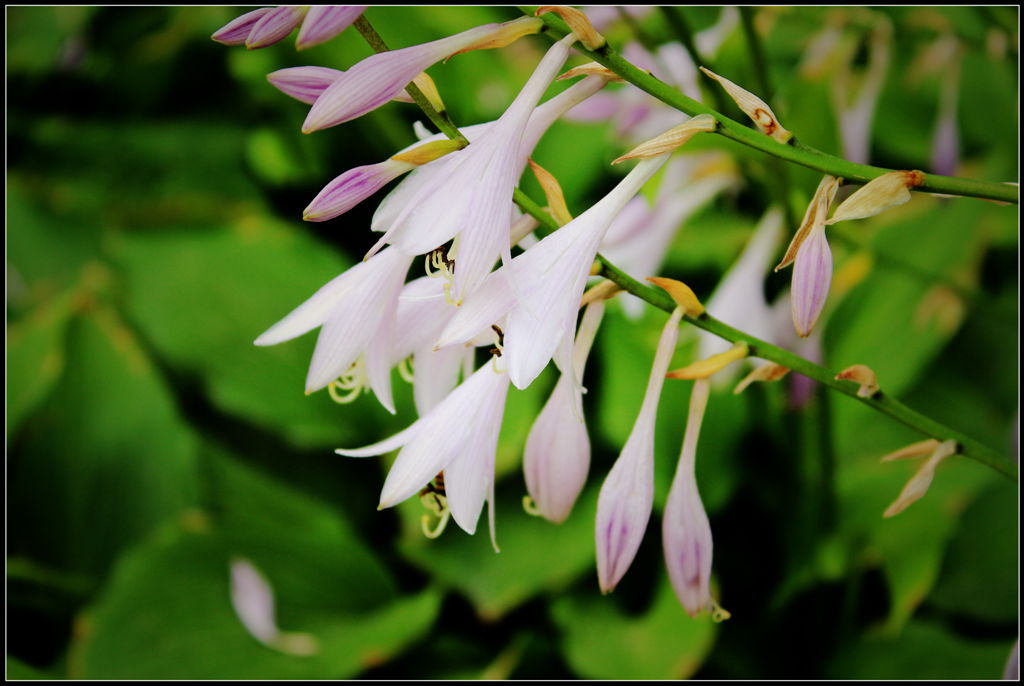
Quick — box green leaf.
[73,517,441,679]
[9,307,200,578]
[827,620,1014,679]
[397,484,600,621]
[551,575,718,679]
[6,656,52,680]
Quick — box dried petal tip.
[613,115,718,164]
[391,138,467,165]
[835,363,879,398]
[826,170,925,225]
[529,159,574,226]
[409,72,446,113]
[775,175,841,272]
[537,6,606,50]
[557,62,622,82]
[449,16,543,57]
[667,342,749,380]
[647,277,705,317]
[733,363,790,394]
[879,438,941,463]
[883,439,957,517]
[699,66,793,143]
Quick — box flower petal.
[212,8,273,46]
[295,5,366,50]
[246,6,307,49]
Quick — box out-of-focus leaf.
[6,7,95,75]
[111,222,402,448]
[928,480,1018,623]
[398,484,599,621]
[6,288,76,435]
[551,575,717,679]
[9,304,199,577]
[826,620,1014,679]
[72,516,441,679]
[6,656,51,680]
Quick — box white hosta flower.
[662,378,716,617]
[254,246,413,412]
[365,34,578,304]
[230,557,318,656]
[523,301,605,524]
[595,307,684,593]
[336,360,511,547]
[436,154,671,391]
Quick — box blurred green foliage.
[6,5,1017,679]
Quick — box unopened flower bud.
[882,439,957,517]
[733,363,790,394]
[304,159,415,222]
[699,66,793,143]
[295,6,366,50]
[776,175,841,272]
[536,6,606,50]
[529,159,574,225]
[826,170,925,225]
[612,114,718,164]
[667,342,749,380]
[246,6,308,50]
[212,8,273,46]
[835,363,879,398]
[647,276,705,317]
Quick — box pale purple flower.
[230,557,318,655]
[791,221,833,339]
[595,307,684,592]
[366,35,579,304]
[253,246,413,411]
[336,360,511,547]
[295,6,367,50]
[303,18,538,133]
[662,378,714,616]
[523,301,605,524]
[303,158,415,222]
[833,18,891,165]
[212,6,365,50]
[931,59,961,177]
[436,154,671,391]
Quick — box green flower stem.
[512,189,1016,480]
[355,16,1015,481]
[522,7,1019,205]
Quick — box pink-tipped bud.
[295,6,366,50]
[246,6,308,50]
[303,159,414,222]
[268,66,344,105]
[790,222,833,338]
[211,8,274,46]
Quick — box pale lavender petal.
[254,263,366,346]
[295,5,366,50]
[389,276,451,361]
[268,66,344,105]
[303,23,500,132]
[562,91,621,122]
[931,67,960,177]
[335,419,422,458]
[1004,640,1020,680]
[230,557,278,643]
[662,379,713,616]
[595,308,683,592]
[304,158,413,222]
[412,343,466,415]
[434,272,516,350]
[364,303,398,414]
[600,196,653,247]
[246,6,307,49]
[790,224,833,338]
[212,8,273,45]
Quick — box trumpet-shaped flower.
[523,301,605,524]
[595,307,684,593]
[365,35,578,306]
[662,378,715,616]
[336,359,511,545]
[302,17,541,132]
[436,154,671,390]
[254,246,413,411]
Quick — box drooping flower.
[365,34,579,305]
[880,439,957,518]
[662,378,716,617]
[254,246,413,411]
[302,16,542,132]
[436,153,672,391]
[229,557,318,655]
[595,307,684,593]
[212,6,366,51]
[832,16,892,165]
[335,358,511,549]
[523,301,605,524]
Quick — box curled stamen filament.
[521,495,543,517]
[421,509,451,539]
[397,356,415,384]
[710,599,731,623]
[328,357,369,404]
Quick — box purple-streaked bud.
[268,66,344,105]
[595,307,684,593]
[246,6,308,50]
[790,223,833,338]
[663,378,713,616]
[295,6,366,50]
[931,61,961,177]
[302,22,506,132]
[211,8,274,46]
[524,301,604,524]
[303,159,414,222]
